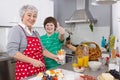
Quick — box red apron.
[15,26,46,80]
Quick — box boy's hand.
[56,23,65,35]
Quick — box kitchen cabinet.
[0,27,10,52]
[112,1,120,37]
[0,61,10,80]
[0,0,54,27]
[112,1,120,50]
[0,52,12,80]
[0,52,16,80]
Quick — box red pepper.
[52,76,58,80]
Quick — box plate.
[28,69,84,80]
[28,76,42,80]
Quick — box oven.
[66,53,74,63]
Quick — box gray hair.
[19,4,38,17]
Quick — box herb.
[89,22,94,32]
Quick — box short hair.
[44,17,57,30]
[19,4,38,17]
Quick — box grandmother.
[7,5,59,80]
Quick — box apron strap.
[18,25,38,37]
[18,25,27,37]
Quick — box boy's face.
[45,22,55,34]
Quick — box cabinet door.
[112,1,120,49]
[0,0,54,27]
[112,1,120,37]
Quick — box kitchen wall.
[0,0,53,52]
[54,0,112,28]
[0,0,54,27]
[112,1,120,51]
[54,0,111,48]
[0,0,112,51]
[0,27,11,52]
[65,23,110,46]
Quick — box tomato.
[42,76,46,80]
[78,66,81,69]
[105,57,110,61]
[116,53,120,57]
[52,76,58,80]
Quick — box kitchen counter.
[0,52,11,62]
[0,52,13,80]
[22,62,108,80]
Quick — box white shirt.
[18,23,34,35]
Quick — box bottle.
[101,36,105,48]
[83,45,89,67]
[77,54,84,67]
[108,49,117,71]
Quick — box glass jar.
[83,45,89,67]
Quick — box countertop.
[0,52,11,62]
[22,62,108,80]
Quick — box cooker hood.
[91,0,118,5]
[95,0,117,5]
[65,0,97,23]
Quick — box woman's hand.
[30,59,45,68]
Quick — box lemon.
[83,44,88,47]
[72,63,78,67]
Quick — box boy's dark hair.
[44,16,57,30]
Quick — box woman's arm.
[13,52,45,67]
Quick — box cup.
[57,49,66,65]
[111,49,116,59]
[57,55,65,65]
[83,56,89,67]
[98,57,106,66]
[77,57,84,67]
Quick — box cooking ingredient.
[52,76,58,80]
[89,22,94,32]
[109,69,120,79]
[72,63,78,67]
[83,56,89,67]
[80,75,95,80]
[83,46,89,67]
[98,73,114,80]
[111,49,116,59]
[77,57,84,66]
[101,36,106,48]
[58,49,64,55]
[116,53,120,57]
[109,36,115,50]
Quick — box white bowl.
[88,61,102,71]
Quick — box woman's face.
[22,10,37,28]
[45,22,55,34]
